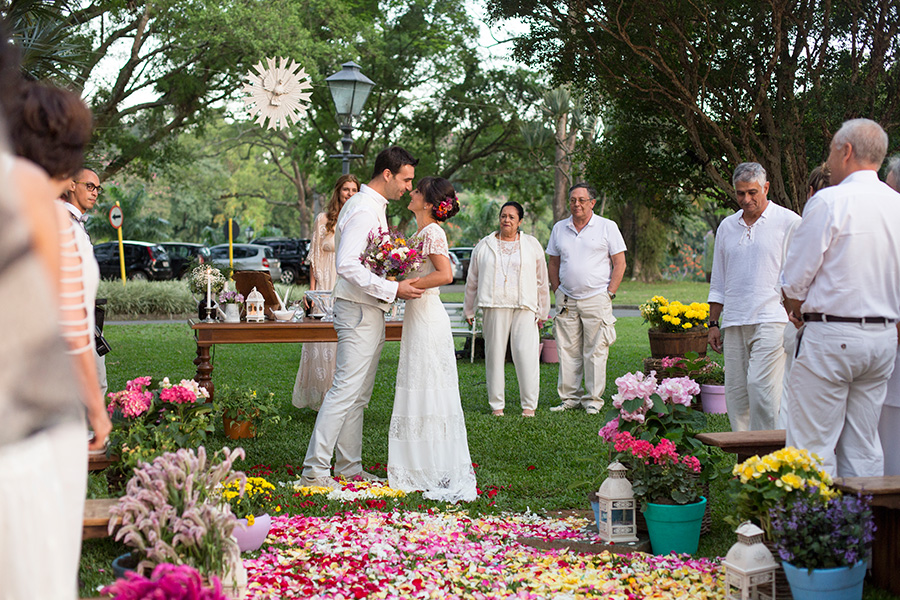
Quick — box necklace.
[498,233,520,287]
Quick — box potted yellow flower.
[639,295,710,358]
[219,476,282,552]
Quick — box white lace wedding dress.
[388,223,478,503]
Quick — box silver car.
[208,243,282,281]
[448,251,464,282]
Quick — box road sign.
[108,205,124,229]
[224,220,239,240]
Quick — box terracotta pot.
[223,412,258,439]
[647,329,708,359]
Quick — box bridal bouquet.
[359,226,425,279]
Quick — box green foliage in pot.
[662,351,725,385]
[213,385,286,437]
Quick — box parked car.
[208,243,282,282]
[250,237,310,285]
[94,241,174,281]
[448,251,464,282]
[449,247,474,281]
[159,242,210,279]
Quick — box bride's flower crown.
[434,195,457,219]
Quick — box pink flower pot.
[541,339,559,363]
[700,384,727,414]
[232,513,272,552]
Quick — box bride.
[387,176,477,503]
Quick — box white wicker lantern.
[597,461,638,543]
[723,521,776,600]
[246,286,266,322]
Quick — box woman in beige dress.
[292,174,360,409]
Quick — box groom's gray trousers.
[302,299,386,478]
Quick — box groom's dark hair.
[372,146,418,179]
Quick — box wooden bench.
[443,302,481,363]
[834,475,900,596]
[694,429,786,464]
[88,452,118,472]
[83,498,121,540]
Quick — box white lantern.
[597,461,638,543]
[246,286,266,322]
[723,522,776,600]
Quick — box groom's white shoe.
[338,470,386,483]
[299,475,340,490]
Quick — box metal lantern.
[326,61,375,175]
[246,286,266,322]
[597,461,638,543]
[723,522,776,600]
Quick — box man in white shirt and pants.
[707,162,801,431]
[301,147,423,488]
[782,119,900,478]
[546,183,626,414]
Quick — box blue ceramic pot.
[782,561,866,600]
[643,496,707,555]
[111,552,137,580]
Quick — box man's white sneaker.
[550,403,577,412]
[299,475,340,490]
[338,470,386,483]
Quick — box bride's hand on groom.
[396,278,424,299]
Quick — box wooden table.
[190,318,403,399]
[834,475,900,595]
[82,498,120,540]
[694,429,786,464]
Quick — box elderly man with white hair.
[707,162,801,431]
[782,119,900,478]
[878,154,900,476]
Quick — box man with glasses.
[546,183,626,414]
[63,167,109,399]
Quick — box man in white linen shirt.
[301,147,424,488]
[547,183,626,414]
[782,119,900,478]
[877,154,900,476]
[708,162,801,431]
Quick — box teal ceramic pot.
[782,560,866,600]
[643,496,707,555]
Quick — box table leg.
[870,505,899,595]
[194,343,214,401]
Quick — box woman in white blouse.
[464,202,550,416]
[293,174,360,410]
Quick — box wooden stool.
[695,429,786,464]
[83,498,120,540]
[834,476,900,596]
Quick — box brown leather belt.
[802,313,895,324]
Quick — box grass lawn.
[80,280,899,600]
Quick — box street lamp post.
[326,61,375,175]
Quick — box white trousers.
[722,322,787,431]
[785,322,898,477]
[0,421,86,600]
[554,292,616,410]
[482,307,540,412]
[778,324,800,429]
[302,300,385,478]
[878,351,900,476]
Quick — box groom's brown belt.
[802,313,895,324]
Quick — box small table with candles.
[189,318,403,400]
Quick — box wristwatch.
[708,320,720,329]
[607,290,616,300]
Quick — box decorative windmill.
[242,57,313,130]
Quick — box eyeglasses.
[569,197,594,205]
[75,181,103,194]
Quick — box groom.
[300,146,423,488]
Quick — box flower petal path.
[243,510,724,599]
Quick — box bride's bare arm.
[412,253,453,289]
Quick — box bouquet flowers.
[640,295,710,332]
[218,476,282,526]
[769,491,874,571]
[189,265,226,296]
[107,376,214,479]
[359,226,425,279]
[110,447,245,579]
[101,563,230,600]
[612,431,703,508]
[217,290,244,305]
[727,446,837,537]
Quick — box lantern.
[723,522,776,600]
[596,461,638,543]
[246,286,266,322]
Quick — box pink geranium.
[108,377,153,418]
[656,377,701,407]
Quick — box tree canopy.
[486,0,900,213]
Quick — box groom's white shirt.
[332,184,399,306]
